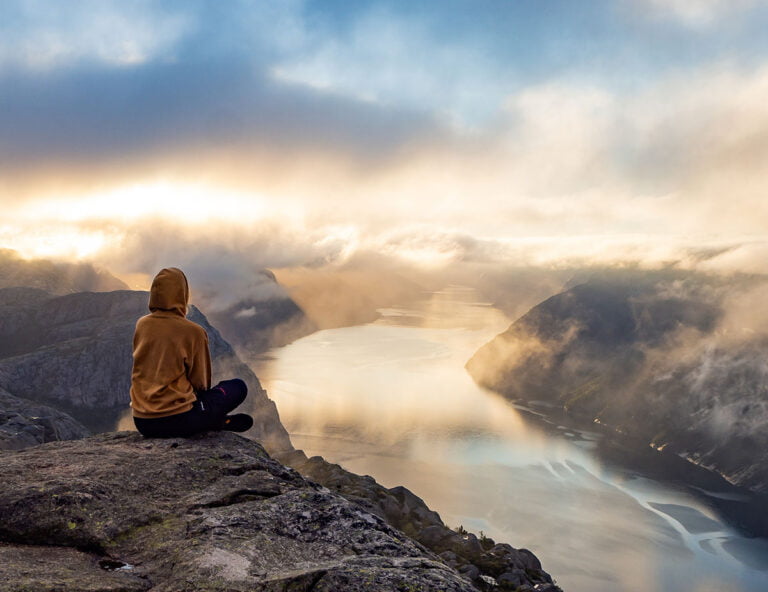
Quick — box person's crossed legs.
[134,378,252,437]
[196,378,251,431]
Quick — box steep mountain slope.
[205,270,317,359]
[0,249,127,293]
[0,288,292,452]
[0,386,90,450]
[467,271,768,493]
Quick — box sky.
[2,0,768,281]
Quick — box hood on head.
[149,267,189,316]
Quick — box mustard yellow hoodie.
[130,268,212,418]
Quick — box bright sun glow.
[19,181,272,224]
[0,225,108,261]
[2,180,308,261]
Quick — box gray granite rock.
[0,387,90,450]
[282,451,561,591]
[498,568,527,588]
[0,543,149,592]
[0,431,476,591]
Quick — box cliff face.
[281,452,558,591]
[0,386,90,450]
[0,432,479,592]
[204,270,317,361]
[467,272,768,494]
[0,288,292,452]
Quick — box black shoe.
[221,414,253,432]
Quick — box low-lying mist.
[466,266,768,492]
[4,223,768,493]
[8,220,768,355]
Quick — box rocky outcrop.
[0,429,564,590]
[0,288,292,452]
[208,297,316,358]
[0,432,481,592]
[467,271,768,494]
[206,270,317,360]
[0,387,90,450]
[280,450,560,591]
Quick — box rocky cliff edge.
[0,431,561,592]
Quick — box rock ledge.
[0,432,480,591]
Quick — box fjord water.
[251,286,768,592]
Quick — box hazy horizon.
[1,0,767,287]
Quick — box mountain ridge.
[467,271,768,495]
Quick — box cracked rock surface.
[0,431,476,591]
[282,452,561,592]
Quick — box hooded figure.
[130,267,211,418]
[130,267,251,437]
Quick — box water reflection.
[253,286,768,592]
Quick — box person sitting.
[130,267,253,437]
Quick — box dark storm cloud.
[7,0,766,187]
[0,0,457,194]
[4,0,768,189]
[0,56,442,181]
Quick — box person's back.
[131,267,211,418]
[131,267,252,437]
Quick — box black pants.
[134,378,248,438]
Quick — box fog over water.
[252,286,768,592]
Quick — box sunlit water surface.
[251,287,768,592]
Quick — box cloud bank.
[1,0,767,283]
